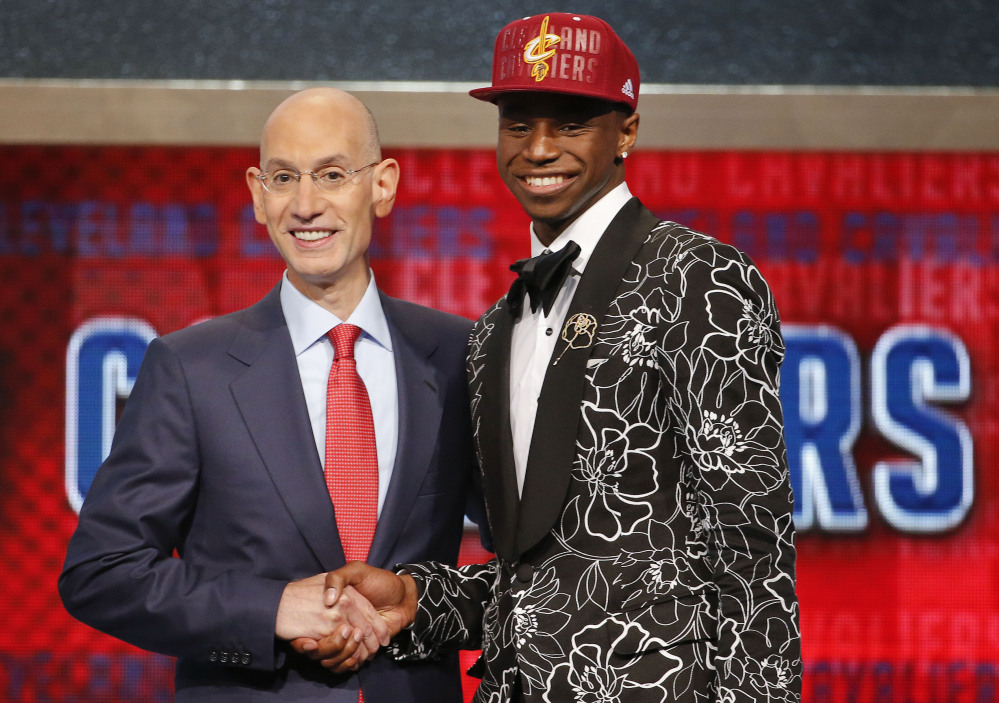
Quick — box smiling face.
[246,88,398,314]
[496,93,638,245]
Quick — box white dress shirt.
[280,271,399,516]
[509,182,633,495]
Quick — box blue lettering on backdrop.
[873,212,902,262]
[841,212,985,263]
[371,205,494,259]
[48,202,81,255]
[781,324,974,533]
[782,325,867,531]
[124,202,218,257]
[236,204,496,260]
[842,212,868,264]
[65,318,158,513]
[731,210,820,263]
[438,206,493,259]
[178,203,218,257]
[1,201,217,257]
[871,325,973,532]
[20,200,55,256]
[64,319,976,533]
[382,205,437,258]
[800,660,997,702]
[76,201,122,257]
[129,202,158,255]
[240,203,279,258]
[0,651,174,702]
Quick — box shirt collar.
[528,181,632,275]
[279,271,393,356]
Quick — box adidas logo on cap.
[621,78,634,99]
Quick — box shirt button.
[516,563,534,583]
[545,328,553,336]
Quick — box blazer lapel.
[228,286,343,569]
[366,295,444,568]
[472,305,520,562]
[516,198,660,556]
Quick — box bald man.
[60,88,485,703]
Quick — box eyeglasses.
[256,162,378,195]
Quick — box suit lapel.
[516,198,660,555]
[228,285,343,569]
[473,306,521,562]
[366,295,444,568]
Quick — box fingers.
[288,637,319,655]
[278,566,400,677]
[323,570,344,608]
[280,567,398,678]
[341,585,391,648]
[275,575,336,641]
[328,566,417,642]
[323,561,375,607]
[321,627,378,673]
[295,624,366,658]
[313,627,369,673]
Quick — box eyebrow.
[263,154,351,170]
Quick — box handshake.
[275,562,419,673]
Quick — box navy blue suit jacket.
[60,283,485,702]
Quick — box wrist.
[399,573,418,628]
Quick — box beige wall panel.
[0,79,997,150]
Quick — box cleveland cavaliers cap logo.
[522,15,561,82]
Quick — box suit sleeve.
[58,337,288,671]
[388,559,498,660]
[667,245,802,701]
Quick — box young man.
[315,14,801,703]
[59,88,483,703]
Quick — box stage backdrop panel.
[0,145,996,702]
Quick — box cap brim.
[468,85,634,111]
[468,85,534,103]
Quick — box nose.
[523,126,560,164]
[290,174,325,221]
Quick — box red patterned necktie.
[324,324,378,703]
[324,323,378,565]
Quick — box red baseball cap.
[469,13,640,113]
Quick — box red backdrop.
[1,146,997,702]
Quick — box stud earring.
[620,151,629,159]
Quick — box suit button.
[241,653,251,665]
[516,563,534,583]
[209,650,218,662]
[220,651,229,663]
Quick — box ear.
[617,112,639,156]
[245,167,267,225]
[371,158,400,218]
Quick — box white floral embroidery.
[695,410,746,472]
[396,219,800,703]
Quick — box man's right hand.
[290,562,419,670]
[275,573,391,669]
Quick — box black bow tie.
[506,241,581,317]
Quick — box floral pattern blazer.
[393,199,801,703]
